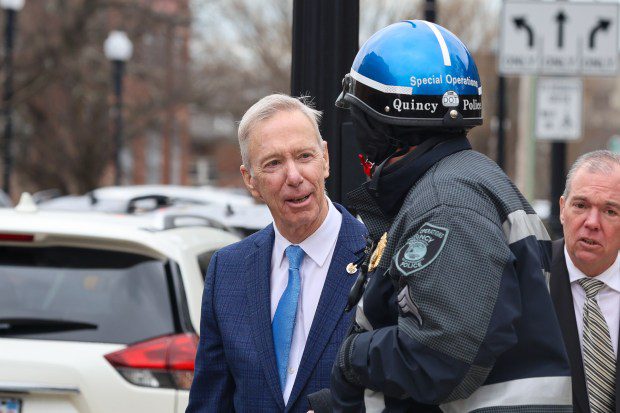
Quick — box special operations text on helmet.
[409,74,479,89]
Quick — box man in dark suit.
[186,94,367,412]
[550,150,620,413]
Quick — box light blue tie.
[272,244,304,390]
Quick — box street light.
[104,30,133,185]
[1,0,24,195]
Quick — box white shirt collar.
[565,246,620,293]
[273,199,342,268]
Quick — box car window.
[0,246,176,344]
[0,190,11,207]
[197,250,218,279]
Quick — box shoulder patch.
[394,223,449,276]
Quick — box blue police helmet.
[336,20,483,129]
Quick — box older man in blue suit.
[186,94,367,413]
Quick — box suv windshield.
[0,246,176,344]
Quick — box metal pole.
[2,9,15,194]
[291,0,359,204]
[112,60,124,186]
[549,142,566,238]
[496,75,506,170]
[424,0,436,22]
[548,0,569,238]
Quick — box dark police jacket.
[332,138,573,412]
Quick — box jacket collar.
[372,135,471,217]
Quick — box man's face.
[240,110,329,243]
[560,164,620,276]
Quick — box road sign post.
[500,1,619,76]
[291,0,360,205]
[534,76,582,236]
[500,1,619,236]
[535,77,582,141]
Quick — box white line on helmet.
[423,21,452,67]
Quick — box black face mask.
[350,106,468,174]
[350,106,401,166]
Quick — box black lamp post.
[104,30,133,186]
[424,0,436,22]
[1,0,24,195]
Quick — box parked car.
[37,184,272,236]
[38,185,256,213]
[154,202,273,237]
[0,190,11,208]
[0,194,241,413]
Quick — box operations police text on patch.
[394,223,449,276]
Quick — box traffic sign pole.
[549,142,566,238]
[496,76,506,170]
[291,0,360,205]
[500,1,618,234]
[533,76,582,236]
[535,77,582,141]
[500,1,619,76]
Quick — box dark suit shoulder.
[552,238,564,259]
[550,239,567,288]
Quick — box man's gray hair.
[238,94,323,170]
[563,149,620,198]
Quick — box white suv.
[0,195,240,413]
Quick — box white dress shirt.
[270,200,342,404]
[565,247,620,357]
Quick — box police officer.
[329,20,573,412]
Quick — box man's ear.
[559,196,566,225]
[240,165,262,201]
[322,141,330,179]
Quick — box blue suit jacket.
[187,203,367,412]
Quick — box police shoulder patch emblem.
[394,223,449,276]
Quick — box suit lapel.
[286,207,365,409]
[245,226,285,410]
[550,239,589,413]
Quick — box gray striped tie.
[579,277,616,413]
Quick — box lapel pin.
[346,263,358,274]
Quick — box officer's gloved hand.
[331,334,365,412]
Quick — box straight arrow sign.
[556,11,566,49]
